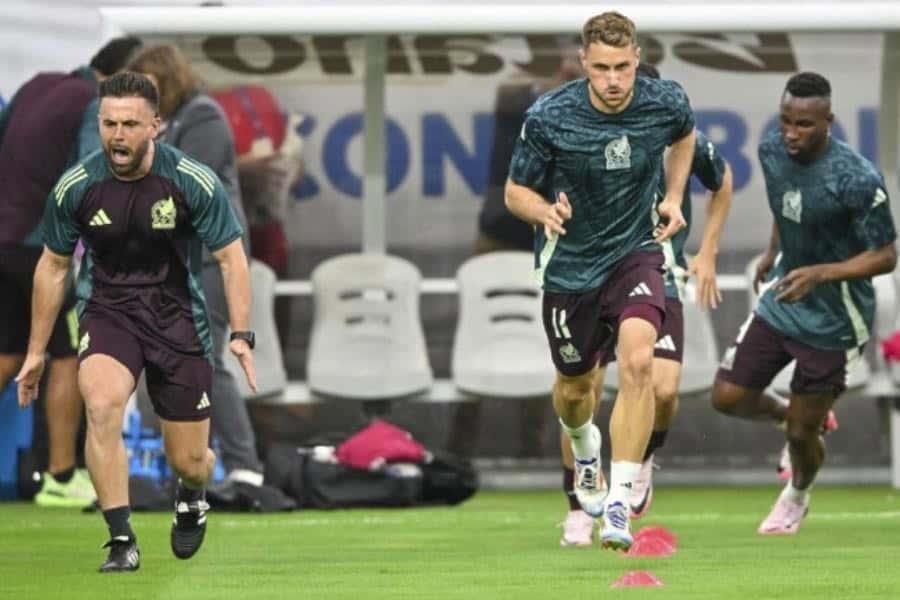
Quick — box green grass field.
[2,487,899,599]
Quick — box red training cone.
[626,533,675,558]
[634,526,678,547]
[611,570,664,588]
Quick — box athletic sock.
[562,467,580,511]
[560,418,598,462]
[51,465,76,484]
[642,430,668,462]
[103,506,135,541]
[781,481,811,506]
[608,461,642,506]
[176,479,205,504]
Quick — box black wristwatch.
[229,330,256,349]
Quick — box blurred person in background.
[212,85,305,349]
[558,62,734,546]
[0,36,141,508]
[712,72,897,535]
[129,45,267,492]
[447,44,582,460]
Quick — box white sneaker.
[572,424,607,518]
[629,455,654,519]
[559,509,594,547]
[600,500,633,551]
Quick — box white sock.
[781,481,811,506]
[608,460,642,505]
[560,418,598,462]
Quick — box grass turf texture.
[1,487,899,599]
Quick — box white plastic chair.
[451,251,554,398]
[224,259,288,400]
[864,272,899,396]
[306,253,433,400]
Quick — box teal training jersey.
[660,129,727,300]
[42,142,244,359]
[756,130,897,350]
[508,76,694,293]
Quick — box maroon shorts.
[0,246,78,357]
[542,250,667,376]
[78,304,212,421]
[599,296,683,366]
[716,312,862,396]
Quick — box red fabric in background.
[336,420,427,470]
[882,331,900,362]
[249,222,289,275]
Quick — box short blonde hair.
[581,11,637,49]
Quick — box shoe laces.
[606,502,628,529]
[576,459,598,490]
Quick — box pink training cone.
[611,571,664,588]
[634,526,678,547]
[626,533,675,558]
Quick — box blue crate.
[0,383,33,500]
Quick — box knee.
[84,398,123,435]
[169,447,210,482]
[554,374,594,409]
[619,346,653,385]
[654,380,679,409]
[785,418,820,445]
[711,381,738,415]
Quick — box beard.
[105,138,151,179]
[588,81,634,112]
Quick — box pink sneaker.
[560,509,595,547]
[757,495,809,535]
[776,410,839,481]
[629,455,655,519]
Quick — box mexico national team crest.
[151,196,177,230]
[782,189,802,224]
[559,342,582,364]
[604,135,631,170]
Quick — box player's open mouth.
[111,148,131,164]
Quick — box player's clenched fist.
[543,191,573,239]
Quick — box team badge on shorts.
[559,342,582,364]
[782,189,802,224]
[605,135,631,170]
[151,196,177,230]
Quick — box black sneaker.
[98,537,140,573]
[170,499,210,559]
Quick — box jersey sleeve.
[691,132,726,192]
[42,166,86,255]
[667,81,695,143]
[847,172,897,249]
[179,156,244,253]
[507,109,553,192]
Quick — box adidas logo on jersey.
[655,335,677,352]
[196,392,211,410]
[89,209,112,227]
[628,282,652,297]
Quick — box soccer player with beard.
[713,72,897,535]
[16,72,257,572]
[505,11,696,550]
